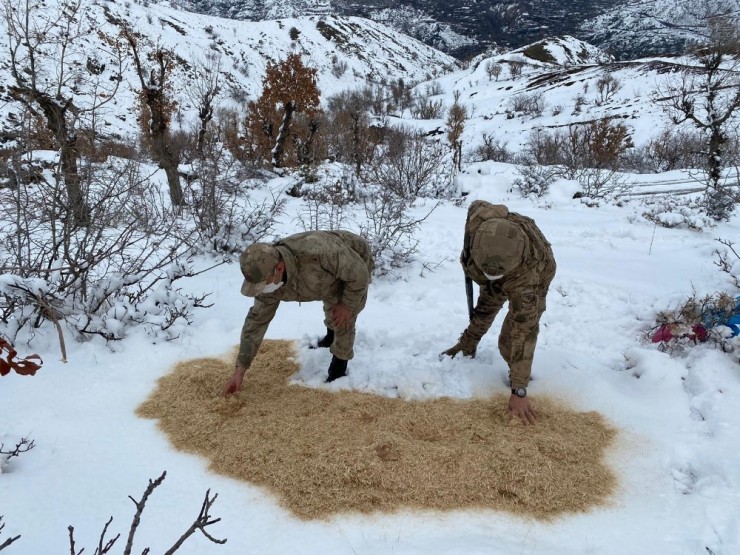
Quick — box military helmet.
[470,219,527,277]
[239,243,280,296]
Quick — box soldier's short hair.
[240,243,280,296]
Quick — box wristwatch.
[512,387,527,398]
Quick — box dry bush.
[0,516,20,551]
[67,471,226,554]
[715,238,740,289]
[410,93,444,119]
[508,92,546,118]
[137,341,618,520]
[622,128,706,173]
[470,133,511,163]
[359,187,436,276]
[366,126,452,200]
[595,72,621,105]
[513,162,557,198]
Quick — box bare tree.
[122,26,185,207]
[485,60,502,81]
[656,14,740,220]
[184,53,222,155]
[446,91,466,172]
[2,0,123,226]
[326,89,373,177]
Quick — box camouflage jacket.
[236,231,373,368]
[462,201,556,388]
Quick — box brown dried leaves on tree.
[248,53,323,168]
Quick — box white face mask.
[483,272,504,281]
[262,281,283,293]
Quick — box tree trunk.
[272,101,294,169]
[154,134,185,207]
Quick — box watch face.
[514,387,527,398]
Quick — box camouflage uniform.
[454,200,556,389]
[237,230,374,369]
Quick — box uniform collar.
[275,245,297,285]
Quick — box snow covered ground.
[2,164,739,554]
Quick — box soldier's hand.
[508,394,537,425]
[440,331,477,359]
[223,366,246,397]
[331,303,353,330]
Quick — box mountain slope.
[0,1,459,141]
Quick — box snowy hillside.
[407,35,738,156]
[0,1,459,141]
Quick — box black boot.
[316,328,334,348]
[326,355,347,382]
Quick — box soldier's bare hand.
[508,395,537,425]
[331,303,352,330]
[223,367,246,397]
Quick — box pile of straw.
[138,340,617,520]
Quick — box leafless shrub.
[67,471,226,555]
[595,72,621,104]
[715,238,740,289]
[470,133,511,163]
[0,436,35,474]
[411,93,444,119]
[366,126,453,199]
[508,92,546,118]
[359,188,437,277]
[509,61,524,79]
[485,60,502,81]
[622,128,706,173]
[576,168,630,202]
[0,516,20,551]
[425,81,444,96]
[185,124,284,257]
[522,128,563,166]
[296,170,357,231]
[331,58,348,78]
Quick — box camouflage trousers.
[322,292,367,361]
[322,233,374,361]
[465,257,557,388]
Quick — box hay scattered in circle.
[137,340,618,520]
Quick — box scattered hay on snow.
[138,340,618,520]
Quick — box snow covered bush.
[512,163,556,198]
[641,196,715,230]
[715,238,740,289]
[0,156,208,343]
[296,167,356,231]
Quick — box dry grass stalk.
[138,340,618,520]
